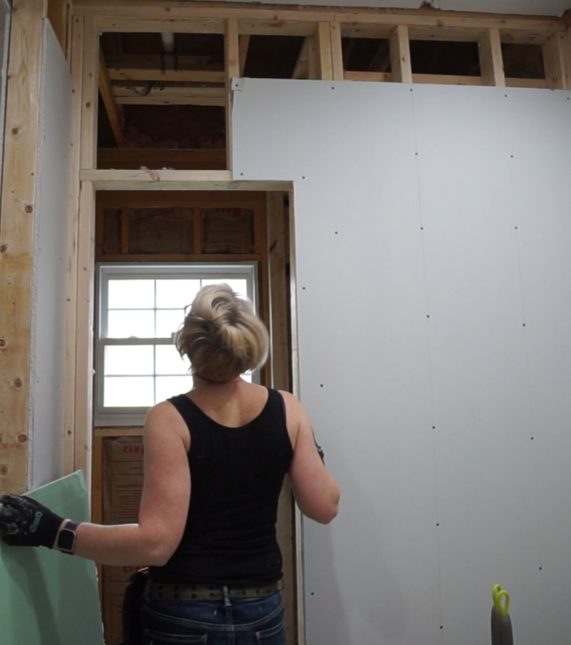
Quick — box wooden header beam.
[73,1,563,30]
[71,2,564,45]
[80,169,292,191]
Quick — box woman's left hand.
[0,494,64,548]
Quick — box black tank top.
[149,387,293,585]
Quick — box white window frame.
[95,262,259,426]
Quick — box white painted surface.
[206,0,571,16]
[232,79,571,645]
[30,22,71,488]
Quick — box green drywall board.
[0,471,105,645]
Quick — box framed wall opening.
[89,186,296,644]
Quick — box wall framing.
[62,1,570,501]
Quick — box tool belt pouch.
[121,567,149,645]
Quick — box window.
[96,262,258,425]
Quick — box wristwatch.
[56,520,80,555]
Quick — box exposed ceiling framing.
[87,1,570,149]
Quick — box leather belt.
[147,580,283,601]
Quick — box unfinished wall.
[233,78,571,645]
[30,21,71,487]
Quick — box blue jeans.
[142,590,285,644]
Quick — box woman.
[0,283,340,644]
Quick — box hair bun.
[176,284,269,382]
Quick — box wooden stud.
[227,19,241,73]
[543,31,567,89]
[225,17,239,172]
[192,208,202,254]
[390,24,412,83]
[99,50,123,144]
[75,181,96,482]
[330,21,344,81]
[479,27,506,87]
[0,0,46,494]
[74,16,99,483]
[63,14,85,475]
[317,22,333,80]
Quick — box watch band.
[56,520,80,555]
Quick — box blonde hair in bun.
[175,283,269,382]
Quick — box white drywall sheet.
[30,22,71,488]
[232,79,571,645]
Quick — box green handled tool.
[491,584,514,645]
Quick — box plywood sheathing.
[0,0,47,495]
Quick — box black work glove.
[0,494,64,548]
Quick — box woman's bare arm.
[70,401,191,566]
[282,391,340,524]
